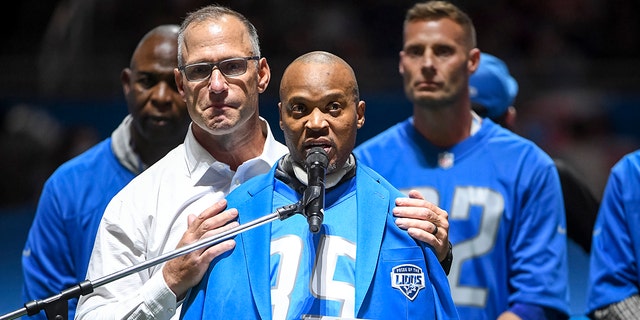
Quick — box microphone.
[303,147,328,233]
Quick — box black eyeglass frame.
[178,56,260,81]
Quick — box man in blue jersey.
[469,52,598,254]
[587,149,640,319]
[354,1,570,319]
[21,25,190,320]
[180,51,458,320]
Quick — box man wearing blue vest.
[180,51,458,320]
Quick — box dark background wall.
[0,0,639,314]
[2,0,640,203]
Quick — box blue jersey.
[21,138,136,319]
[181,161,458,320]
[354,117,569,319]
[270,176,358,318]
[587,149,640,314]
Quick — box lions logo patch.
[390,264,425,300]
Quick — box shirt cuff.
[143,272,179,320]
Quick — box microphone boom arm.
[1,202,303,320]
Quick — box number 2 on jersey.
[407,186,504,308]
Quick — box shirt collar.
[111,114,145,174]
[184,117,288,187]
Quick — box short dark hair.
[177,5,261,66]
[404,1,476,49]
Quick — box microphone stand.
[1,202,303,320]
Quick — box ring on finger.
[431,224,438,236]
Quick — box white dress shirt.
[75,119,288,320]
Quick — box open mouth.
[148,116,171,126]
[304,143,332,157]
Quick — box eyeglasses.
[179,56,260,82]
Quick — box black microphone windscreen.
[306,147,328,168]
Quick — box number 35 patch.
[390,264,425,300]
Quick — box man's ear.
[121,68,132,96]
[174,68,186,101]
[278,102,284,131]
[398,51,405,75]
[257,58,271,94]
[356,100,366,129]
[504,106,517,130]
[468,48,481,75]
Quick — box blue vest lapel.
[231,163,393,318]
[354,164,390,316]
[233,167,278,320]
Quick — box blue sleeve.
[510,160,569,315]
[510,303,568,320]
[587,152,640,313]
[423,242,459,319]
[22,178,77,320]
